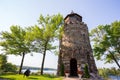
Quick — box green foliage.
[28,14,63,75]
[27,14,63,54]
[0,54,17,74]
[43,73,56,78]
[0,26,30,55]
[98,68,109,78]
[0,25,35,74]
[0,54,7,73]
[84,64,90,78]
[60,63,64,76]
[3,63,17,73]
[90,21,120,68]
[0,54,7,68]
[98,68,120,78]
[0,13,63,75]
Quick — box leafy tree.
[3,63,17,73]
[98,68,120,78]
[0,54,17,73]
[0,26,33,74]
[28,14,63,75]
[90,21,120,68]
[0,54,7,72]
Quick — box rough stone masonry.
[57,12,101,79]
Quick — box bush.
[31,71,41,75]
[43,73,56,78]
[98,67,120,78]
[98,68,108,78]
[3,63,17,73]
[0,54,7,71]
[60,63,64,76]
[84,64,90,78]
[0,54,17,74]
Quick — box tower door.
[70,58,78,76]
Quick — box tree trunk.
[109,51,120,68]
[40,42,48,75]
[19,52,25,74]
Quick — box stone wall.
[57,13,98,76]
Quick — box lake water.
[22,69,57,75]
[109,75,120,80]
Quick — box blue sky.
[0,0,120,69]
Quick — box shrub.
[43,73,56,78]
[60,63,64,76]
[84,64,90,78]
[3,63,17,73]
[98,67,120,78]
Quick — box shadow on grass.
[0,77,39,80]
[42,74,60,79]
[28,77,38,80]
[0,77,15,80]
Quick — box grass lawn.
[0,74,63,80]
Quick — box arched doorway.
[70,58,78,76]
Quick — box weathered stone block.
[57,12,99,78]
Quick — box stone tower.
[57,12,98,77]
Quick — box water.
[22,69,57,75]
[109,75,120,80]
[43,70,57,75]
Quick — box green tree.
[98,68,120,78]
[0,54,17,73]
[29,14,63,75]
[90,21,120,68]
[0,54,7,72]
[3,63,17,73]
[0,26,33,74]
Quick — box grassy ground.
[0,74,63,80]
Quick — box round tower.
[57,12,98,77]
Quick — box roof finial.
[71,10,74,14]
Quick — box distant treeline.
[16,65,56,71]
